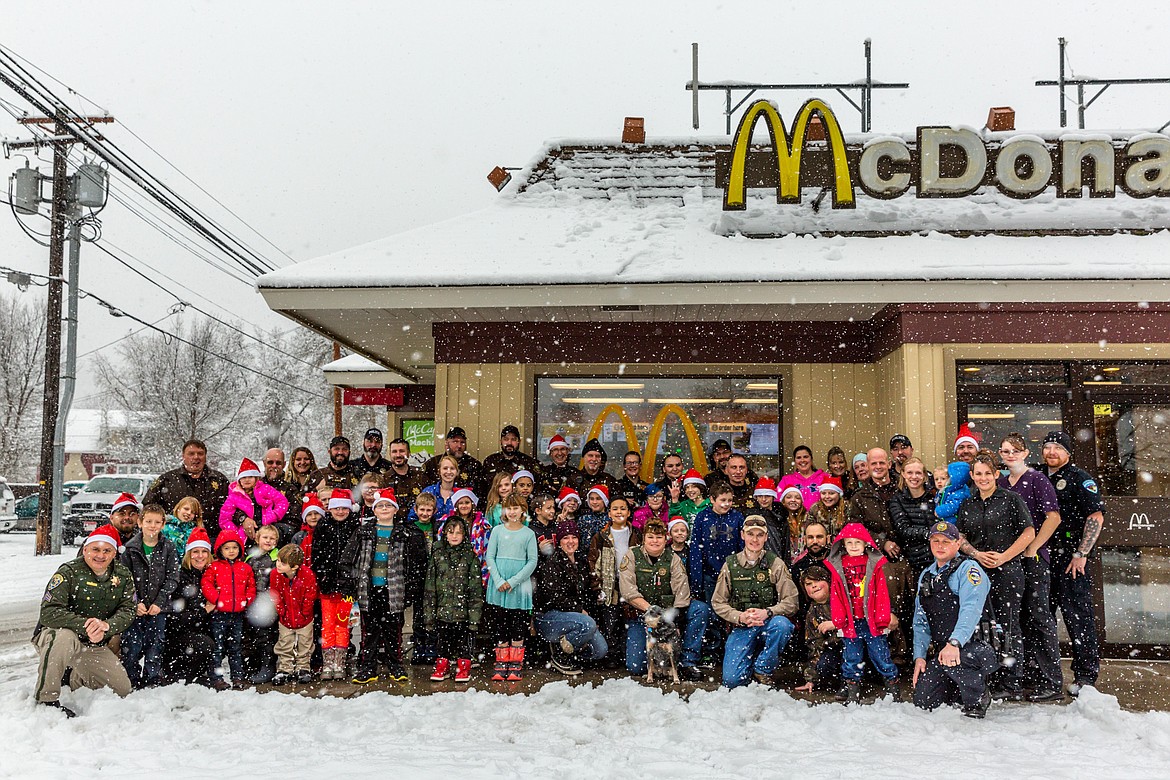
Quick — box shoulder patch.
[1083,479,1099,494]
[966,567,982,586]
[47,573,65,590]
[619,558,629,571]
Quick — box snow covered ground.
[3,532,1170,778]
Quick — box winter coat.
[688,507,745,597]
[348,518,427,613]
[632,502,668,531]
[889,487,938,571]
[169,565,212,636]
[34,558,136,646]
[806,500,848,539]
[311,512,360,596]
[122,532,180,611]
[422,530,484,629]
[824,523,891,639]
[587,523,644,606]
[846,478,897,546]
[436,511,491,586]
[218,480,290,536]
[669,497,709,527]
[144,466,230,539]
[778,470,827,510]
[533,548,598,615]
[934,462,972,521]
[269,565,318,630]
[161,515,199,556]
[201,559,256,614]
[291,523,315,569]
[248,547,279,593]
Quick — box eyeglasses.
[998,448,1025,456]
[264,460,283,465]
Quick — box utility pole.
[10,113,113,555]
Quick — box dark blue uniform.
[1046,462,1106,687]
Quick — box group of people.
[31,421,1106,721]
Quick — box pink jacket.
[778,470,826,510]
[218,480,290,534]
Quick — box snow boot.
[506,646,525,682]
[297,670,314,685]
[250,662,275,685]
[963,689,992,719]
[454,658,473,683]
[270,671,291,687]
[839,681,862,705]
[39,700,77,719]
[882,678,903,702]
[550,645,582,677]
[430,658,451,682]
[491,646,508,681]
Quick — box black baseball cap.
[446,427,467,440]
[364,427,383,441]
[501,425,520,438]
[329,435,350,448]
[889,434,912,449]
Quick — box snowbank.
[0,533,69,606]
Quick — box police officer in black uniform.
[1042,430,1106,695]
[912,521,999,719]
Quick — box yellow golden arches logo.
[723,98,855,211]
[581,403,708,482]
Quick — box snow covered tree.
[0,291,47,480]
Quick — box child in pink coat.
[219,458,290,541]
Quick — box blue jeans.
[121,613,166,687]
[842,619,897,682]
[625,601,710,674]
[211,613,246,682]
[722,615,795,688]
[534,611,608,660]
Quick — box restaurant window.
[1094,403,1170,497]
[964,402,1063,457]
[957,362,1067,386]
[1101,548,1170,646]
[535,376,781,480]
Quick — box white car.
[0,478,17,533]
[63,473,158,544]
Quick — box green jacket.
[422,536,484,630]
[35,558,136,646]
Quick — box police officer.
[350,428,394,483]
[422,427,482,489]
[381,437,428,515]
[912,521,998,719]
[143,439,229,539]
[479,424,541,496]
[308,435,360,493]
[538,434,584,497]
[1042,430,1106,696]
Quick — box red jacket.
[269,565,318,630]
[825,523,891,639]
[202,560,257,614]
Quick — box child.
[825,523,898,703]
[292,495,324,569]
[807,477,848,540]
[932,466,950,493]
[165,528,215,687]
[688,484,745,604]
[934,461,971,521]
[483,472,514,528]
[269,543,318,685]
[793,565,843,693]
[587,496,641,666]
[245,524,281,683]
[412,492,439,550]
[484,494,538,681]
[556,486,581,522]
[162,496,203,555]
[356,473,382,520]
[576,485,610,556]
[312,488,360,680]
[409,491,441,665]
[667,516,690,569]
[752,478,788,562]
[778,487,807,561]
[510,470,536,503]
[218,458,289,541]
[669,469,710,527]
[439,489,492,585]
[529,493,559,553]
[121,503,179,689]
[201,527,257,690]
[351,489,427,684]
[423,516,484,683]
[632,483,668,531]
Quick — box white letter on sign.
[919,127,987,196]
[996,138,1053,198]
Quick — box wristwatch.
[946,638,961,648]
[1072,551,1086,559]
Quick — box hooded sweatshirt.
[201,530,257,613]
[824,523,891,639]
[934,461,972,521]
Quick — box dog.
[643,606,681,684]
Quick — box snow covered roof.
[322,354,415,387]
[65,409,135,453]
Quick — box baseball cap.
[364,427,383,441]
[446,426,467,440]
[928,521,961,541]
[501,425,520,438]
[329,435,350,448]
[889,434,912,449]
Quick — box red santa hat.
[953,423,980,452]
[667,516,688,535]
[819,476,845,495]
[185,527,212,554]
[779,486,803,503]
[372,488,398,509]
[328,488,355,510]
[753,476,777,498]
[301,494,326,520]
[511,469,535,485]
[682,468,706,487]
[84,523,122,550]
[451,487,478,508]
[235,458,262,481]
[557,486,581,506]
[547,434,570,453]
[587,484,610,507]
[110,492,141,514]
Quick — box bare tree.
[248,325,332,453]
[0,291,47,480]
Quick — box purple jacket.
[218,480,290,534]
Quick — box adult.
[615,450,649,509]
[381,437,428,515]
[911,521,998,719]
[479,425,541,497]
[889,434,936,492]
[308,435,360,493]
[579,438,619,496]
[32,524,136,717]
[889,457,938,581]
[825,446,857,498]
[653,452,687,506]
[1042,430,1106,696]
[618,519,710,682]
[998,433,1064,702]
[956,451,1036,700]
[417,454,461,520]
[144,439,230,539]
[778,445,826,510]
[284,446,318,496]
[532,520,609,675]
[704,439,734,487]
[953,423,980,464]
[723,454,760,512]
[261,448,303,529]
[538,434,584,497]
[788,520,833,660]
[423,427,482,489]
[107,493,142,554]
[851,453,870,488]
[350,427,393,483]
[711,515,798,688]
[846,448,898,557]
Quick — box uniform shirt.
[999,469,1060,561]
[381,465,428,514]
[422,452,482,489]
[1046,462,1106,559]
[912,556,991,660]
[479,451,541,496]
[307,463,359,493]
[350,455,394,483]
[144,467,230,537]
[955,488,1031,554]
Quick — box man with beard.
[308,436,360,493]
[614,450,648,509]
[889,434,936,491]
[350,428,393,483]
[704,439,734,489]
[578,438,618,496]
[261,448,303,531]
[381,438,428,516]
[538,434,583,496]
[479,425,541,496]
[782,520,832,664]
[423,427,482,488]
[144,439,229,539]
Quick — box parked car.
[63,474,157,545]
[13,483,83,532]
[0,477,16,533]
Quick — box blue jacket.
[934,461,972,521]
[687,506,744,596]
[912,556,990,660]
[409,484,455,523]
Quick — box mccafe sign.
[717,99,1170,215]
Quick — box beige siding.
[434,364,530,456]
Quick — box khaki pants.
[33,628,132,703]
[275,624,315,673]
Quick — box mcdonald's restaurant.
[259,98,1170,659]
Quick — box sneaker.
[1028,687,1063,703]
[454,658,472,683]
[962,690,992,719]
[351,669,379,685]
[550,648,582,677]
[270,672,291,686]
[678,665,704,683]
[39,700,77,718]
[386,663,408,682]
[297,671,314,685]
[212,679,230,692]
[430,658,451,682]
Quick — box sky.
[1,0,1168,403]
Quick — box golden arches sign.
[581,403,708,482]
[723,98,855,211]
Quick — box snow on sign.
[718,98,1170,235]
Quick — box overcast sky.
[2,0,1168,402]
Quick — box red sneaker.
[454,658,472,683]
[429,658,451,682]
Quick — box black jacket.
[955,488,1032,555]
[889,487,938,571]
[312,513,360,595]
[168,565,211,635]
[122,533,180,611]
[533,549,597,614]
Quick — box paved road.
[0,601,37,651]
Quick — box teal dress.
[484,524,539,610]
